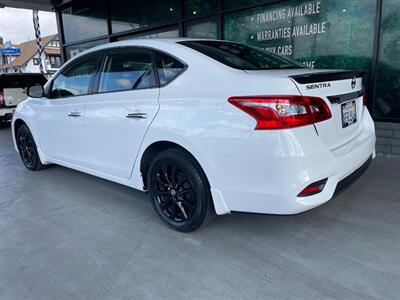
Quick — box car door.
[84,47,160,179]
[34,53,102,166]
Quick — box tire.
[16,124,46,171]
[147,148,212,232]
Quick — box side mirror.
[27,85,44,98]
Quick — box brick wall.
[375,122,400,158]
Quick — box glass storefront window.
[373,0,400,120]
[55,0,399,123]
[64,39,108,60]
[117,29,179,41]
[223,0,376,71]
[223,0,271,10]
[111,0,179,34]
[61,0,108,43]
[186,20,218,39]
[184,0,219,18]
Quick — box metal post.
[33,10,44,74]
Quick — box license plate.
[341,101,357,128]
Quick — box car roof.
[73,38,226,58]
[102,37,222,46]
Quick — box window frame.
[47,45,189,99]
[49,55,61,68]
[47,50,104,99]
[90,46,188,95]
[92,46,158,95]
[153,48,188,87]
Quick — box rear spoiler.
[290,71,365,84]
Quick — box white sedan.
[12,39,376,232]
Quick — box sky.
[0,7,57,45]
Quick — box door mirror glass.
[27,85,44,98]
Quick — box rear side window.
[179,40,304,70]
[155,52,185,86]
[51,56,98,98]
[99,50,156,93]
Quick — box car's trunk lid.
[245,69,365,150]
[290,70,365,150]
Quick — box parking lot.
[0,125,399,300]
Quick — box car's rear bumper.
[209,108,376,215]
[335,155,372,193]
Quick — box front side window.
[179,40,304,70]
[51,56,98,98]
[155,52,185,86]
[98,50,156,93]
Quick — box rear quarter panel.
[130,47,302,211]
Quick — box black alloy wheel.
[148,149,211,232]
[154,163,196,222]
[17,124,45,171]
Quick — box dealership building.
[1,0,400,155]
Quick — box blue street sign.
[0,48,22,56]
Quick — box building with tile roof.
[0,34,61,75]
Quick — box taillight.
[0,92,5,108]
[298,178,328,197]
[228,95,331,130]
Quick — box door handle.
[68,112,82,117]
[126,112,147,119]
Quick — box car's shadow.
[0,122,11,129]
[29,157,383,237]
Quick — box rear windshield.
[179,40,305,70]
